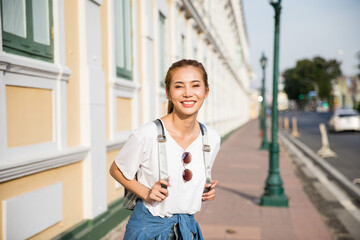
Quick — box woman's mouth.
[181,101,196,107]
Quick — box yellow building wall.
[6,86,53,147]
[0,162,83,239]
[64,0,81,147]
[250,102,259,119]
[100,0,111,141]
[117,97,132,131]
[107,149,124,205]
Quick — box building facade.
[333,75,360,109]
[0,0,251,239]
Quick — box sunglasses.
[182,152,193,182]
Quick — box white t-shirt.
[115,120,221,218]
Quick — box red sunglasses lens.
[183,169,193,181]
[182,152,192,164]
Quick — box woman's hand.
[144,178,171,203]
[202,180,218,202]
[109,162,171,204]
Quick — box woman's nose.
[183,86,194,97]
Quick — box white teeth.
[183,101,194,104]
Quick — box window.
[115,0,132,80]
[159,13,166,87]
[180,34,185,59]
[237,44,243,67]
[1,0,54,62]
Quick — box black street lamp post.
[260,53,269,150]
[260,0,289,207]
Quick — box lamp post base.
[261,193,288,207]
[261,142,289,207]
[260,139,269,150]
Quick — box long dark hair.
[165,59,209,114]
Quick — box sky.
[242,0,360,91]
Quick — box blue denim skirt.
[123,200,203,240]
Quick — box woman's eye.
[193,84,200,87]
[175,85,182,89]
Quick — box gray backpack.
[123,119,212,210]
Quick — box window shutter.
[1,0,53,62]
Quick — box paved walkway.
[103,120,332,240]
[196,120,332,240]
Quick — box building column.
[78,0,107,219]
[140,0,155,123]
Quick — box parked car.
[328,108,360,132]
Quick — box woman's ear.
[166,89,171,101]
[205,87,209,99]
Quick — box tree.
[283,56,342,109]
[357,51,360,79]
[355,51,360,112]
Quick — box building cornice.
[0,53,72,82]
[0,146,89,183]
[238,0,250,45]
[181,0,250,95]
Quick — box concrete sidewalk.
[196,120,332,240]
[103,120,332,240]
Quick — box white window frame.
[0,0,87,183]
[106,0,140,151]
[154,0,169,118]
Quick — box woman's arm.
[109,161,170,203]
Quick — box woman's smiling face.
[167,66,209,117]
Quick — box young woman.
[109,59,221,239]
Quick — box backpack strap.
[153,119,169,184]
[199,122,212,185]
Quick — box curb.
[279,129,360,228]
[279,129,360,202]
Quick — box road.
[279,111,360,185]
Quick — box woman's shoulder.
[132,121,158,143]
[201,123,221,143]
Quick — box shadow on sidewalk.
[217,185,261,205]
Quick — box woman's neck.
[162,112,199,137]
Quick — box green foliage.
[357,51,360,79]
[354,101,360,112]
[283,56,342,108]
